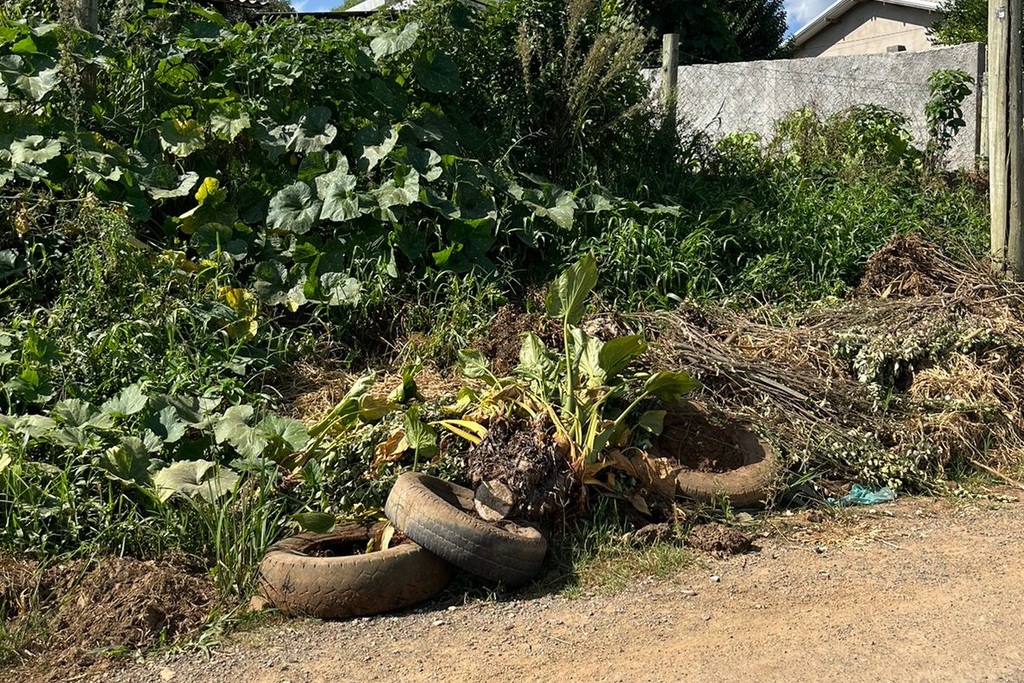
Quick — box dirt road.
[94,494,1024,683]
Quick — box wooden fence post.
[79,0,98,32]
[660,34,679,117]
[990,0,1024,279]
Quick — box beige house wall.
[796,3,939,58]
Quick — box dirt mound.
[52,557,214,656]
[470,305,560,376]
[464,414,578,524]
[1,555,215,682]
[684,523,753,558]
[471,305,633,377]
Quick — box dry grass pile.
[279,360,464,425]
[646,235,1024,491]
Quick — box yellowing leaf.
[219,286,259,340]
[159,119,206,157]
[359,394,399,422]
[373,429,408,468]
[379,523,396,550]
[434,418,488,445]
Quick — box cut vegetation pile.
[649,235,1024,494]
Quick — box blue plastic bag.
[828,484,897,507]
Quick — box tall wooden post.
[79,0,98,32]
[660,34,679,117]
[990,0,1024,279]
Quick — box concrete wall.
[797,3,940,58]
[655,42,985,169]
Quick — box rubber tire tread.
[385,472,547,586]
[675,447,779,508]
[259,524,454,619]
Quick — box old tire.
[385,472,547,586]
[258,524,454,619]
[656,409,779,508]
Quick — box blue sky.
[291,0,834,34]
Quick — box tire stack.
[258,472,547,620]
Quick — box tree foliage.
[632,0,790,64]
[930,0,987,45]
[636,0,739,64]
[720,0,791,60]
[414,0,655,182]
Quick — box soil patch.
[684,523,753,558]
[656,410,748,473]
[470,305,560,376]
[94,496,1024,683]
[0,556,216,683]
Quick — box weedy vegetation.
[0,0,1000,673]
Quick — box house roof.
[791,0,941,47]
[341,0,414,13]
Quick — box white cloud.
[785,0,835,31]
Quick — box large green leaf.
[8,415,56,439]
[159,119,206,158]
[571,328,606,388]
[267,182,321,234]
[598,335,648,381]
[403,404,438,462]
[292,512,336,533]
[317,158,360,222]
[314,154,355,193]
[10,135,61,165]
[253,261,308,311]
[457,349,494,384]
[644,371,701,403]
[96,437,152,487]
[52,398,115,431]
[356,124,400,172]
[259,414,310,459]
[320,272,362,306]
[180,177,237,233]
[637,409,666,435]
[152,395,209,426]
[527,190,577,230]
[101,383,149,418]
[153,460,239,503]
[413,51,460,93]
[370,23,420,60]
[375,175,419,213]
[289,106,337,153]
[214,404,268,459]
[209,109,250,141]
[545,254,598,325]
[16,66,59,102]
[145,168,199,200]
[516,332,557,390]
[144,405,187,443]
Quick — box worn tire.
[258,524,454,619]
[385,472,547,586]
[672,423,778,508]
